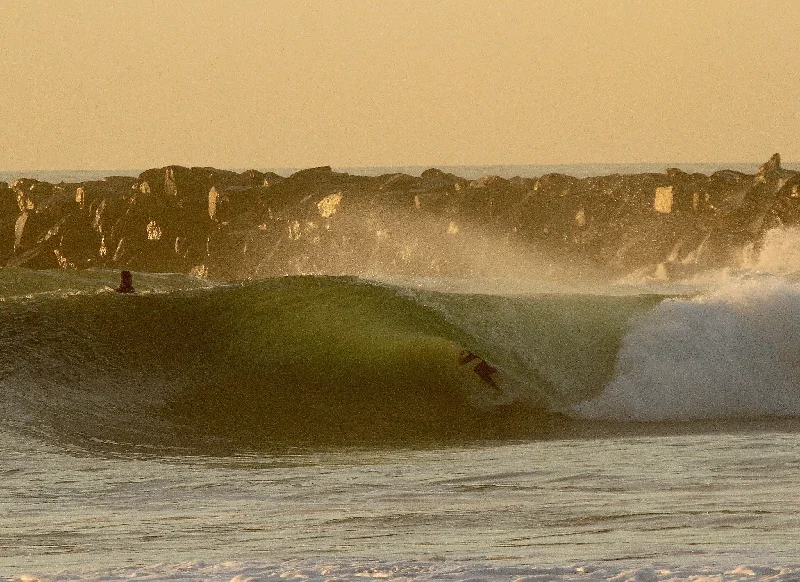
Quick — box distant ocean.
[3,161,800,185]
[4,166,800,581]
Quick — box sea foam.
[11,560,800,582]
[746,226,800,276]
[573,276,800,421]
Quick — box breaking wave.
[573,277,800,421]
[0,270,648,451]
[4,225,800,453]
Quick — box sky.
[1,0,799,170]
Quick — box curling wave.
[0,270,652,450]
[4,258,800,453]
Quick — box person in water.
[115,270,135,293]
[458,350,501,392]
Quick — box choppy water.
[4,228,800,580]
[5,427,800,581]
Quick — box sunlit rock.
[146,221,162,241]
[653,186,673,213]
[317,192,343,218]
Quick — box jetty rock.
[1,155,798,281]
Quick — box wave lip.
[574,278,800,422]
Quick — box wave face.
[0,269,658,450]
[5,245,800,452]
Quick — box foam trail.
[574,278,800,421]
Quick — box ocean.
[3,166,800,581]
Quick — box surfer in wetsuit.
[115,270,135,294]
[473,359,500,391]
[458,350,501,392]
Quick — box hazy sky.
[2,0,798,170]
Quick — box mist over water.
[745,226,800,275]
[573,226,800,422]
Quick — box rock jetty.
[2,154,798,281]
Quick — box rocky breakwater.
[1,154,798,281]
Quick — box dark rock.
[260,172,286,187]
[469,175,509,189]
[289,166,335,181]
[11,179,55,212]
[507,176,536,190]
[379,173,419,192]
[758,153,781,176]
[208,185,263,224]
[0,182,17,262]
[5,245,59,269]
[4,155,799,281]
[419,168,466,190]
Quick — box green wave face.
[167,277,538,447]
[407,289,665,409]
[0,272,663,451]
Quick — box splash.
[747,226,800,276]
[574,277,800,421]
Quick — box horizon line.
[1,160,795,175]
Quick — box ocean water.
[4,228,800,581]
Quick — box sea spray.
[574,277,800,421]
[746,226,800,276]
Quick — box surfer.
[473,359,500,391]
[115,270,135,294]
[458,350,501,392]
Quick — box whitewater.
[4,228,800,581]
